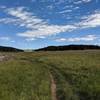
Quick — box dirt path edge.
[50,73,57,100]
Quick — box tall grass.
[0,50,100,100]
[0,53,51,100]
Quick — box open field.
[0,50,100,100]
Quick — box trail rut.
[50,73,57,100]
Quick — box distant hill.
[0,46,23,52]
[35,45,100,51]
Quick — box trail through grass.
[50,73,57,100]
[0,50,100,100]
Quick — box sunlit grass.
[0,50,100,100]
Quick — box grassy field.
[0,50,100,100]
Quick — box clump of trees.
[0,46,23,52]
[35,45,100,51]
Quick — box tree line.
[35,45,100,51]
[0,46,23,52]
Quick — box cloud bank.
[56,35,98,42]
[0,6,100,40]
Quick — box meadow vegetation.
[0,50,100,100]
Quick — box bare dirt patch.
[0,54,12,62]
[50,73,57,100]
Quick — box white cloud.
[0,37,10,41]
[0,6,7,9]
[0,18,22,25]
[74,6,80,10]
[74,0,92,4]
[74,1,82,4]
[56,38,66,42]
[10,40,15,43]
[82,0,91,3]
[47,5,54,10]
[77,11,100,28]
[6,7,46,29]
[26,38,36,41]
[0,7,76,39]
[0,7,100,40]
[18,25,76,38]
[56,35,98,42]
[63,5,73,9]
[59,9,72,14]
[0,36,15,43]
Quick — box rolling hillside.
[35,45,100,51]
[0,46,23,52]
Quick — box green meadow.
[0,50,100,100]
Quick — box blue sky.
[0,0,100,49]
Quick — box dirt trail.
[50,73,57,100]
